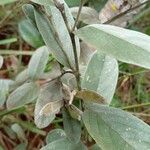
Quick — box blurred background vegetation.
[0,0,150,149]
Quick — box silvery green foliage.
[83,103,150,150]
[46,129,66,144]
[34,6,74,68]
[28,46,49,80]
[75,24,150,69]
[34,80,64,128]
[22,4,35,24]
[41,138,87,150]
[15,69,29,85]
[19,19,44,48]
[7,82,39,109]
[62,108,81,144]
[0,80,13,108]
[82,52,118,104]
[5,0,150,149]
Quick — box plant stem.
[0,50,34,55]
[104,1,150,24]
[15,120,46,136]
[122,102,150,110]
[0,106,26,118]
[71,0,84,32]
[41,70,74,85]
[132,112,150,117]
[71,34,81,90]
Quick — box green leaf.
[28,46,49,80]
[34,8,73,68]
[46,129,66,144]
[0,56,3,69]
[62,108,81,144]
[82,103,150,150]
[71,7,101,24]
[19,19,44,48]
[0,0,17,5]
[80,42,94,65]
[0,80,13,108]
[34,80,64,128]
[44,5,75,68]
[82,52,118,104]
[15,69,29,85]
[7,82,39,109]
[75,89,107,104]
[75,24,150,69]
[41,138,87,150]
[58,0,80,59]
[22,4,36,26]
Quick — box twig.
[122,102,150,110]
[132,112,150,117]
[71,34,81,90]
[104,0,150,24]
[71,0,84,32]
[0,50,34,56]
[41,70,74,85]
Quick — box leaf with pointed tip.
[41,138,87,150]
[34,80,64,128]
[44,5,75,68]
[71,7,101,24]
[0,80,13,108]
[19,19,44,48]
[0,55,3,69]
[34,8,72,68]
[28,46,49,80]
[82,52,118,104]
[46,129,66,144]
[7,82,39,109]
[75,24,150,69]
[83,103,150,150]
[22,4,36,26]
[62,108,81,143]
[56,0,80,59]
[75,89,107,104]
